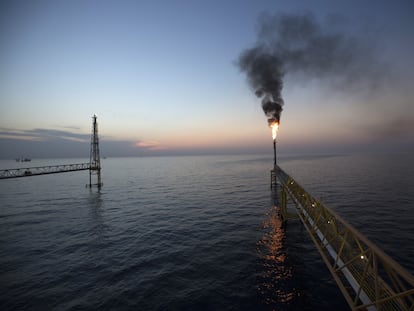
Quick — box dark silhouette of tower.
[89,115,102,188]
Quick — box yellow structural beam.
[273,166,414,311]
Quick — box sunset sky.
[1,0,413,158]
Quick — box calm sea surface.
[0,153,413,310]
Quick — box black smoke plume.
[238,11,378,126]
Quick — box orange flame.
[271,122,279,140]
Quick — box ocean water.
[0,153,413,310]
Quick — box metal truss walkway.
[272,166,414,311]
[0,163,91,179]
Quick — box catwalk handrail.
[275,165,414,311]
[0,163,99,179]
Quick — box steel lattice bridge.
[271,166,414,310]
[0,115,102,188]
[0,163,92,179]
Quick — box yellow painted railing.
[273,166,414,310]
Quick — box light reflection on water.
[257,205,298,308]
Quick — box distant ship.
[15,157,31,162]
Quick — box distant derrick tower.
[89,114,102,188]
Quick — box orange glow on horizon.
[158,127,266,149]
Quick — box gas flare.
[270,121,279,140]
[238,12,380,143]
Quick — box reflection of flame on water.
[257,205,297,307]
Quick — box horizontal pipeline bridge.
[0,163,98,179]
[272,166,414,311]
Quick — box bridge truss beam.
[273,166,414,311]
[0,163,91,179]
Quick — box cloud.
[0,126,171,158]
[0,128,90,142]
[59,126,82,130]
[134,140,166,151]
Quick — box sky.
[1,0,413,158]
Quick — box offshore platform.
[270,140,414,310]
[0,115,102,188]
